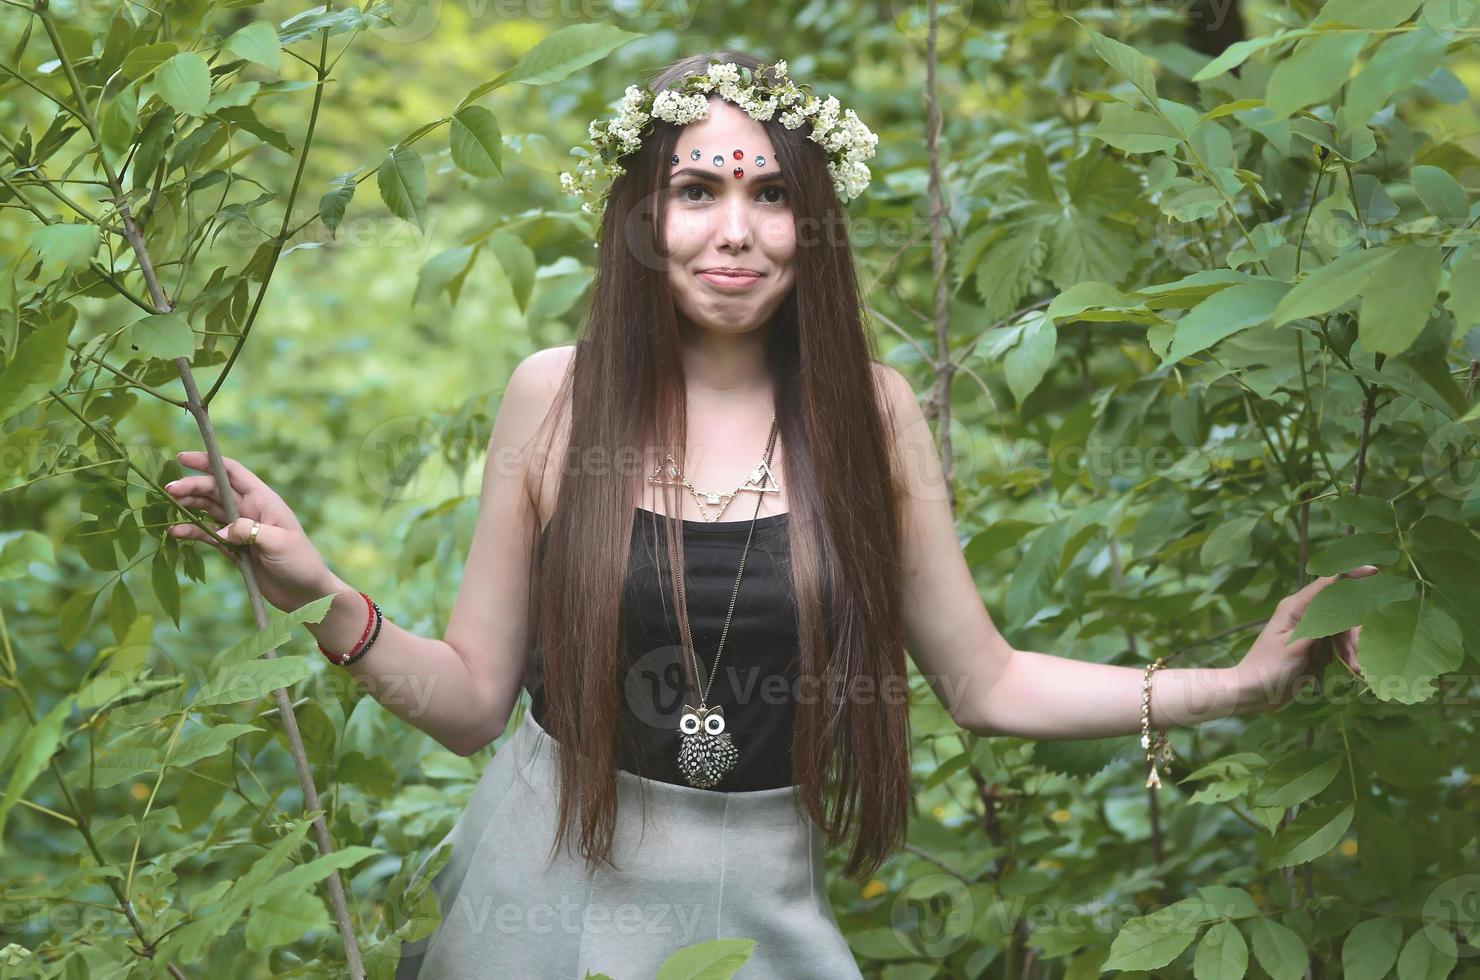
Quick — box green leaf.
[974,218,1048,318]
[1289,573,1415,641]
[319,173,356,236]
[29,223,100,274]
[87,747,164,789]
[1268,802,1353,869]
[655,938,756,980]
[120,41,179,80]
[151,549,180,629]
[449,106,503,178]
[1201,515,1258,569]
[245,891,327,951]
[1411,165,1470,223]
[152,52,212,117]
[107,578,136,644]
[1272,247,1395,326]
[1083,28,1158,103]
[461,23,644,104]
[1253,750,1342,809]
[191,655,317,708]
[1397,925,1458,980]
[1322,494,1396,533]
[100,81,139,164]
[1192,31,1298,82]
[1003,313,1055,408]
[172,723,263,768]
[1315,0,1424,29]
[0,532,54,581]
[209,594,334,671]
[256,845,380,905]
[378,144,428,230]
[1358,243,1444,356]
[1340,28,1451,137]
[1422,0,1480,31]
[0,694,75,855]
[0,315,71,425]
[1093,104,1181,153]
[1445,246,1480,331]
[1104,910,1201,971]
[1194,921,1249,980]
[1306,533,1400,577]
[1006,519,1069,627]
[1343,918,1404,980]
[1264,33,1368,121]
[487,230,536,313]
[1358,596,1464,704]
[1251,919,1309,980]
[413,245,478,308]
[223,22,280,72]
[1162,279,1290,365]
[127,312,194,359]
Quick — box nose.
[717,194,752,247]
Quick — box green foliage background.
[1,0,1477,977]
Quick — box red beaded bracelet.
[317,591,382,666]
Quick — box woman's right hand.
[164,451,345,615]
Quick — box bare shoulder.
[870,360,919,434]
[497,344,576,515]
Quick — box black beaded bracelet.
[339,599,383,667]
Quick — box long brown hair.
[528,49,910,881]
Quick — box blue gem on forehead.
[690,148,701,160]
[756,155,766,166]
[712,154,723,166]
[671,154,679,165]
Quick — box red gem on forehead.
[732,149,743,159]
[733,167,744,178]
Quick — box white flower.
[563,60,879,211]
[706,62,741,88]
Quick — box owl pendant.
[677,703,739,789]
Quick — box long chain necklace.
[646,415,781,788]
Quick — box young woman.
[165,51,1374,979]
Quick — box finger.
[213,516,287,553]
[1281,564,1382,624]
[164,476,224,500]
[166,522,234,559]
[176,451,270,498]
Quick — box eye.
[680,711,701,735]
[673,183,789,205]
[704,713,725,735]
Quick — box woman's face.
[663,97,797,335]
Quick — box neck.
[677,317,773,401]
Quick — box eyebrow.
[669,166,785,185]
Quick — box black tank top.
[524,506,798,791]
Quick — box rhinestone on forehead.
[712,154,723,166]
[690,148,701,160]
[756,155,766,166]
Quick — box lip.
[697,269,763,290]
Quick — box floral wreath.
[559,59,879,217]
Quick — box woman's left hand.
[1233,564,1380,712]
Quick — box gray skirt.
[394,708,862,979]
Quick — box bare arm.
[308,346,568,755]
[875,363,1259,741]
